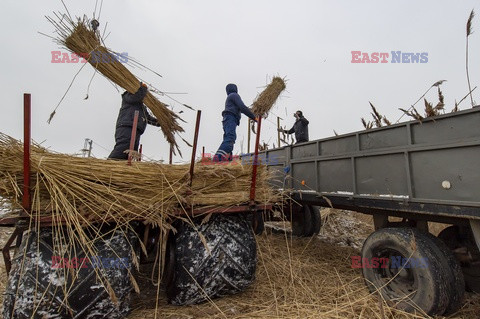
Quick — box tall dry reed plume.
[396,80,448,122]
[466,9,475,107]
[361,102,392,130]
[395,80,446,123]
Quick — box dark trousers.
[214,115,237,161]
[108,126,141,160]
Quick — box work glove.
[141,82,148,88]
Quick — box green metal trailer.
[261,106,480,316]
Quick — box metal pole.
[189,110,202,186]
[87,139,93,157]
[277,116,281,148]
[138,144,142,162]
[249,117,262,203]
[169,145,173,164]
[127,110,139,166]
[22,94,31,213]
[202,146,205,160]
[247,119,251,154]
[3,94,31,274]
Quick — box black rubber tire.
[438,225,480,293]
[361,227,450,316]
[427,233,465,315]
[462,264,480,293]
[3,228,134,319]
[291,205,313,237]
[166,214,257,305]
[306,205,321,236]
[280,202,293,222]
[251,211,265,235]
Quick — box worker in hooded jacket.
[278,110,309,144]
[108,82,160,159]
[214,83,257,161]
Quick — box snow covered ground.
[0,198,14,218]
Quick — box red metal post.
[127,110,139,166]
[249,117,262,203]
[189,110,202,186]
[22,94,31,213]
[247,118,251,154]
[3,94,31,274]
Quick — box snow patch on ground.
[317,209,374,251]
[0,200,11,218]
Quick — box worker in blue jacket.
[108,83,160,159]
[214,83,256,161]
[278,110,309,144]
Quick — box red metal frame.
[249,117,262,203]
[127,110,139,165]
[0,204,273,227]
[177,204,272,217]
[3,94,32,274]
[22,94,31,213]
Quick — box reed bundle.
[46,14,184,152]
[0,131,279,309]
[0,133,277,227]
[252,76,286,117]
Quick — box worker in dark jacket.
[214,83,256,161]
[108,83,160,159]
[279,110,309,144]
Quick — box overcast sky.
[1,0,479,162]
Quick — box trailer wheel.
[306,205,321,236]
[427,233,465,315]
[3,228,134,319]
[438,225,480,293]
[291,205,312,236]
[361,227,450,316]
[250,211,265,235]
[462,264,480,293]
[165,214,257,305]
[291,205,321,237]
